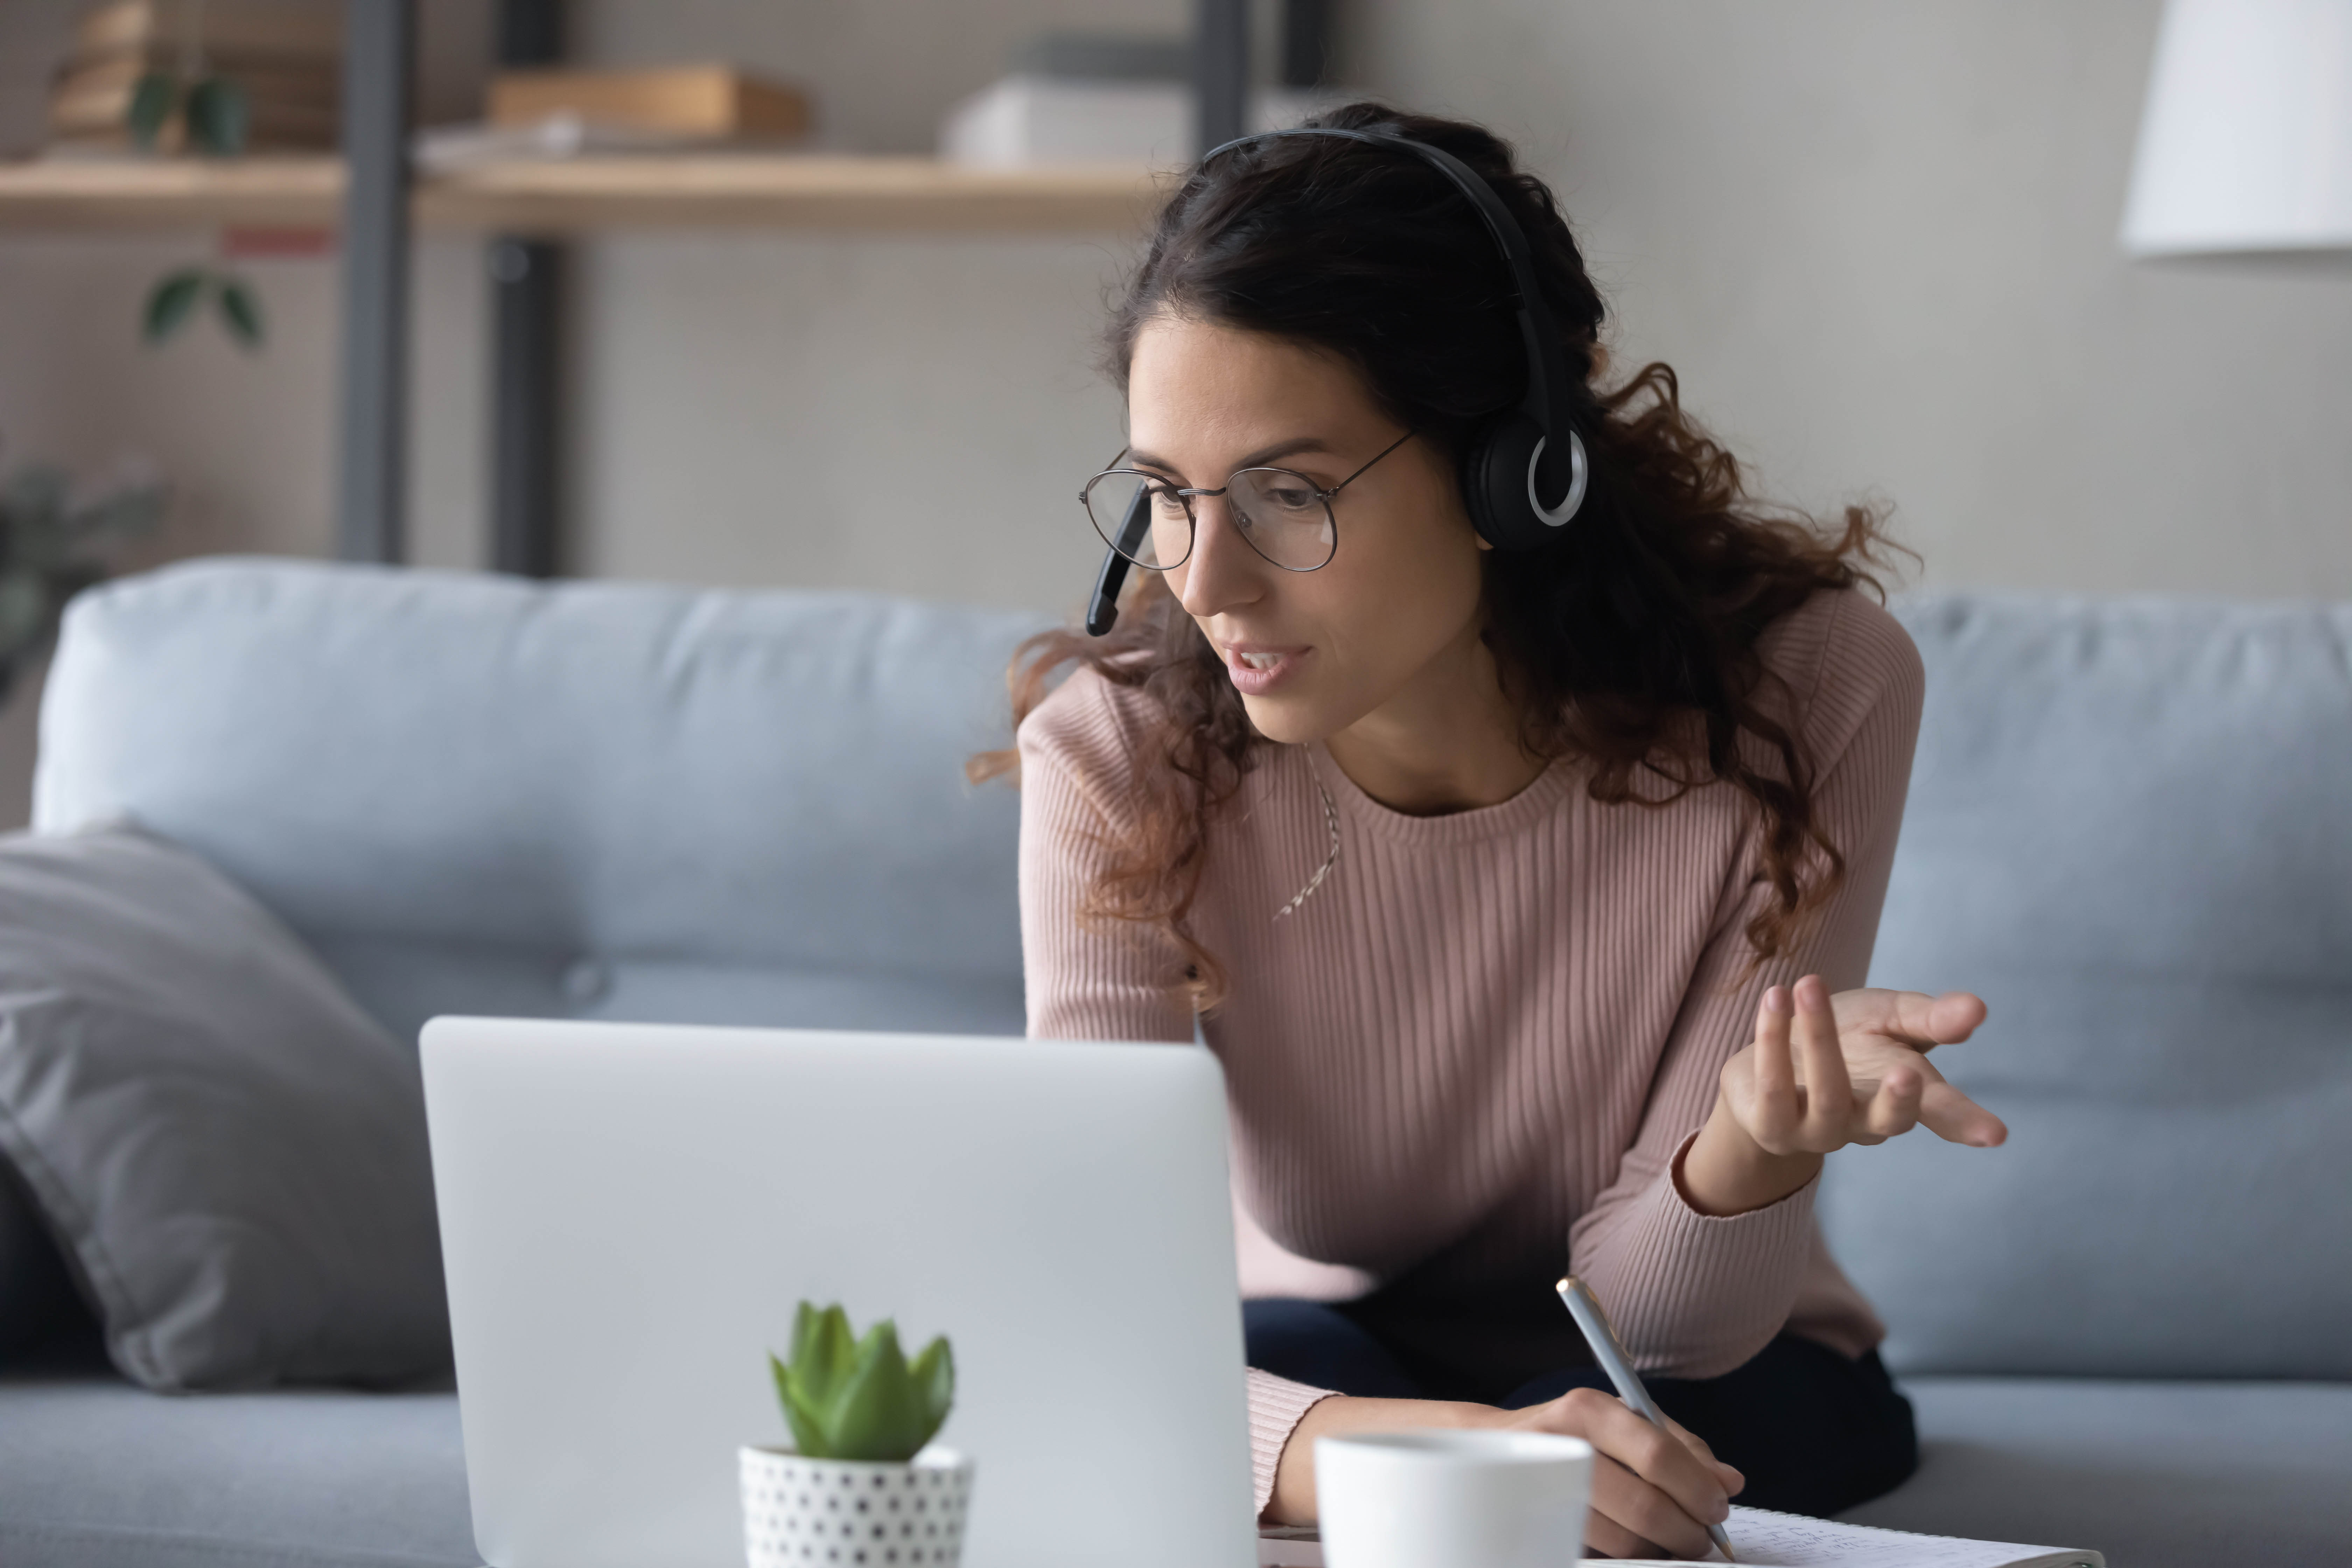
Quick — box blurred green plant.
[769,1302,954,1463]
[128,66,265,350]
[127,69,251,157]
[144,264,265,350]
[0,449,165,701]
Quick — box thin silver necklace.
[1274,776,1341,921]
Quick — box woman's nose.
[1173,495,1264,620]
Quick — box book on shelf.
[49,89,337,150]
[54,50,338,104]
[487,65,812,142]
[71,0,341,62]
[48,0,341,153]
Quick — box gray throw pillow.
[0,825,449,1390]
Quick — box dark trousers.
[1245,1297,1918,1518]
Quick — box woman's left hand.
[1681,975,2007,1217]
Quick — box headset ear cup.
[1465,413,1549,551]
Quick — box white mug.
[1314,1429,1594,1568]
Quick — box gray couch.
[2,559,2345,1567]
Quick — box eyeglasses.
[1080,430,1414,574]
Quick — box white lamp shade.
[2121,0,2352,257]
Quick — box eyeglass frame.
[1080,428,1416,575]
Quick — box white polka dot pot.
[740,1445,974,1568]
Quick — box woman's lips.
[1222,643,1309,696]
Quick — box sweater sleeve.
[1566,595,1925,1378]
[1018,676,1331,1513]
[1017,673,1197,1045]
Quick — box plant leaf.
[908,1335,955,1447]
[2,464,69,528]
[0,574,52,659]
[127,72,178,149]
[144,269,208,344]
[824,1321,929,1463]
[772,1352,829,1456]
[216,276,265,348]
[62,484,165,547]
[786,1301,858,1414]
[185,76,250,156]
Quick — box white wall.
[4,1,2351,827]
[1348,0,2352,597]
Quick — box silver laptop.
[421,1018,1260,1568]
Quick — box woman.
[986,104,2007,1559]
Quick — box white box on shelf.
[940,77,1350,169]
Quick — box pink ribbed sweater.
[1016,590,1920,1513]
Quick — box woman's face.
[1125,312,1490,747]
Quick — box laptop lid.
[422,1018,1259,1568]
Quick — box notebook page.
[1634,1506,2104,1568]
[1257,1507,2104,1568]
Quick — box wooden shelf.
[0,154,1166,234]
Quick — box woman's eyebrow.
[1125,436,1338,477]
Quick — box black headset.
[1085,124,1590,637]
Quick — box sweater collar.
[1302,740,1580,846]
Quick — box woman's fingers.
[1832,987,1989,1049]
[1916,1077,2010,1147]
[1519,1391,1736,1556]
[1862,1065,1923,1141]
[1750,985,1800,1148]
[1924,989,1990,1046]
[1581,1465,1678,1561]
[1553,1388,1729,1552]
[1793,974,1851,1148]
[1585,1451,1716,1560]
[1664,1414,1744,1494]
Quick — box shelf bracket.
[335,0,414,566]
[489,0,565,579]
[1194,0,1250,154]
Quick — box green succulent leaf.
[127,72,178,149]
[772,1303,955,1463]
[786,1301,858,1412]
[185,76,250,156]
[772,1353,829,1456]
[824,1323,929,1462]
[909,1336,954,1440]
[144,269,208,343]
[216,275,265,348]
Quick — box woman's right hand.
[1486,1387,1741,1558]
[1270,1388,1741,1558]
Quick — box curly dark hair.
[974,103,1899,1008]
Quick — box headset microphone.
[1085,487,1150,636]
[1086,124,1589,636]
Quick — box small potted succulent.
[740,1302,970,1568]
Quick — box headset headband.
[1198,126,1573,444]
[1083,124,1586,636]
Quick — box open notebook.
[1258,1506,2105,1567]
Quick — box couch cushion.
[0,1350,476,1568]
[1844,1374,2352,1568]
[33,560,1047,1045]
[0,825,448,1391]
[1823,594,2352,1378]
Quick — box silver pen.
[1556,1276,1738,1562]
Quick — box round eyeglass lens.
[1227,468,1336,571]
[1084,470,1194,570]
